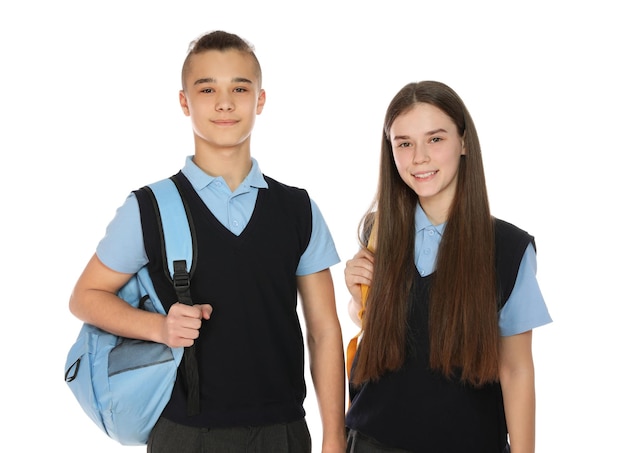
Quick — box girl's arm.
[499,330,536,453]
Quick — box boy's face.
[179,50,265,151]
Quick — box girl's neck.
[419,198,450,226]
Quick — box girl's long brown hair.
[351,81,498,387]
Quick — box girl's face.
[390,102,465,223]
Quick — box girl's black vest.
[346,219,534,453]
[136,171,313,428]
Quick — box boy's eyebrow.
[193,77,253,86]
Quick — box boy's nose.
[216,95,234,111]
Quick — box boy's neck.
[193,143,253,191]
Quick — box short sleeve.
[95,193,148,274]
[498,243,553,336]
[295,199,340,276]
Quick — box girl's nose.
[412,145,429,164]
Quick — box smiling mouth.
[414,171,437,179]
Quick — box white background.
[1,1,624,451]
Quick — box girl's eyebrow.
[193,77,253,86]
[425,128,448,136]
[392,128,448,141]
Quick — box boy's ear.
[179,90,190,116]
[256,89,266,114]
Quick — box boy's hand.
[161,303,212,348]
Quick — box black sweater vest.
[346,219,534,452]
[136,172,313,428]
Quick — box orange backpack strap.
[346,214,378,380]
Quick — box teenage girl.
[344,81,552,453]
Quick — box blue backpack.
[64,175,200,445]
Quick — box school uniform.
[97,156,340,452]
[346,205,552,453]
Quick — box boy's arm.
[298,269,346,453]
[69,253,210,348]
[499,330,536,453]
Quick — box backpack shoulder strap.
[141,175,200,416]
[143,176,195,283]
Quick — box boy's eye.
[234,87,248,93]
[200,88,214,93]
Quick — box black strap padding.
[172,259,200,416]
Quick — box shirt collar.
[415,203,446,236]
[181,155,269,192]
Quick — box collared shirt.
[97,156,340,277]
[414,204,552,336]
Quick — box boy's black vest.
[347,219,534,453]
[136,171,313,428]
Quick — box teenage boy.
[69,30,346,453]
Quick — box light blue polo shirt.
[414,205,552,336]
[97,156,340,277]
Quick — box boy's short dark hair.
[181,30,262,89]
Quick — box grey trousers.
[147,417,311,453]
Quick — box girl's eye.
[430,137,442,143]
[397,142,411,148]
